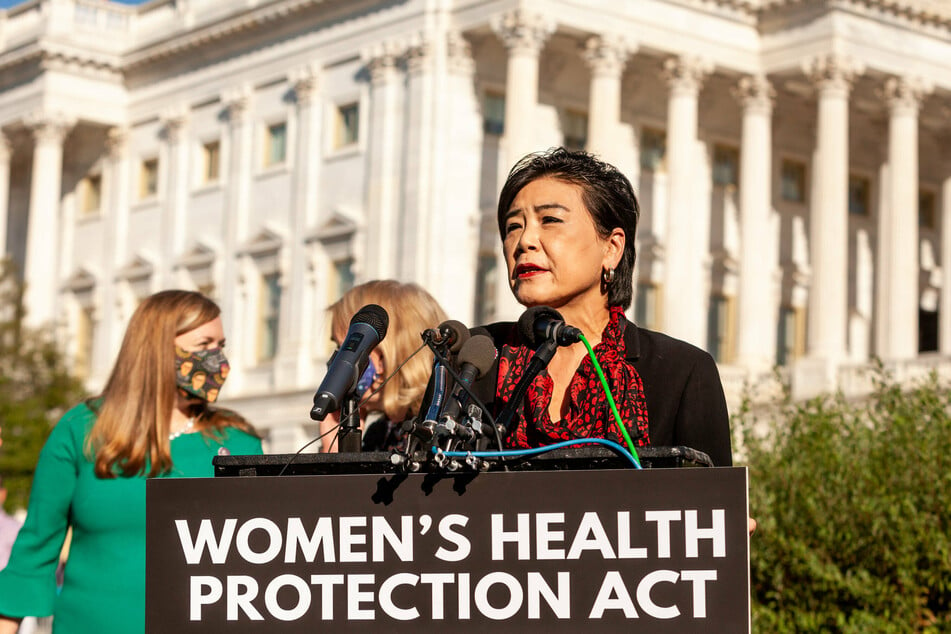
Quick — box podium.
[146,448,750,633]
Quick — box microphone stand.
[495,338,559,434]
[337,394,362,452]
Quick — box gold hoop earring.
[602,267,616,284]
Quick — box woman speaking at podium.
[479,147,732,467]
[0,290,262,634]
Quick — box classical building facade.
[1,0,950,450]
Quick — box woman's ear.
[604,228,625,270]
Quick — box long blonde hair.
[88,290,255,477]
[328,280,448,422]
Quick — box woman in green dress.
[0,290,262,633]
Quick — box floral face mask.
[175,347,229,402]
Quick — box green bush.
[737,372,951,633]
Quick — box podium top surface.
[213,445,714,477]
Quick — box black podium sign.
[147,467,749,633]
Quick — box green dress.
[0,402,262,633]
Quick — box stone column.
[0,133,10,257]
[23,112,73,327]
[161,108,189,287]
[940,170,951,354]
[275,64,321,387]
[363,42,403,281]
[430,31,482,322]
[583,34,633,165]
[490,9,555,321]
[661,56,711,347]
[734,75,776,370]
[97,127,130,377]
[220,85,253,372]
[877,76,929,360]
[400,34,437,284]
[803,54,861,366]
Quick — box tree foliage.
[737,370,951,632]
[0,258,86,511]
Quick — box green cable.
[579,333,642,468]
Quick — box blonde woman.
[320,280,448,452]
[0,290,261,634]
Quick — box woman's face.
[175,316,226,353]
[502,178,623,310]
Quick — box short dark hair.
[497,147,640,309]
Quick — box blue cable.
[433,438,642,469]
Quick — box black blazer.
[470,317,733,466]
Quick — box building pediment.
[116,255,154,281]
[307,210,359,244]
[176,242,217,270]
[239,227,283,257]
[63,267,97,292]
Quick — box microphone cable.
[278,341,429,476]
[577,331,642,468]
[432,437,642,469]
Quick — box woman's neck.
[557,302,612,347]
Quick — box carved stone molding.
[883,76,932,114]
[160,107,189,143]
[447,31,475,76]
[802,54,863,95]
[583,34,635,79]
[490,9,555,56]
[404,33,435,75]
[105,126,129,159]
[289,63,321,106]
[733,74,775,114]
[222,83,253,125]
[363,41,404,85]
[662,55,713,96]
[24,112,75,146]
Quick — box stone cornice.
[123,0,329,70]
[760,0,951,29]
[0,39,122,79]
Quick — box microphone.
[495,307,577,434]
[310,304,389,421]
[439,334,497,424]
[518,306,582,347]
[422,319,470,355]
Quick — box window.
[848,175,870,216]
[202,140,220,183]
[265,122,287,167]
[919,307,938,353]
[483,92,505,136]
[780,160,806,203]
[919,190,936,230]
[640,128,666,172]
[706,295,735,363]
[712,145,739,187]
[776,306,804,366]
[258,273,281,361]
[75,305,95,380]
[562,110,588,151]
[334,103,359,149]
[474,254,498,325]
[330,258,355,303]
[79,173,102,216]
[634,283,659,331]
[140,158,158,199]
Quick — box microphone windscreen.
[517,306,563,347]
[351,304,389,340]
[457,334,497,379]
[438,319,470,354]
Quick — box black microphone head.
[437,319,470,354]
[457,334,497,380]
[351,304,389,340]
[517,306,563,348]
